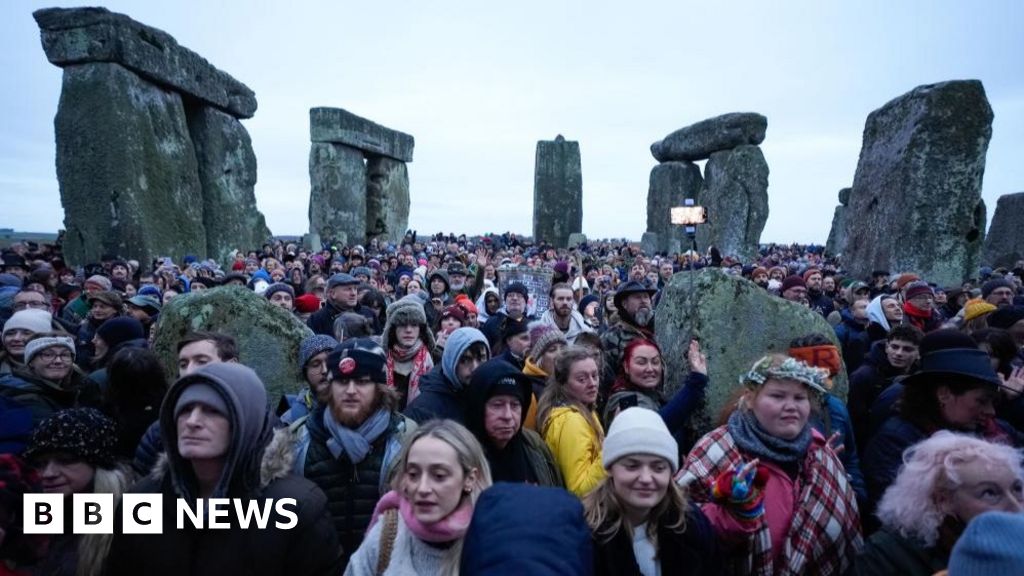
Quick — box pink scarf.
[387,343,433,404]
[367,490,474,543]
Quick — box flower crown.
[740,356,831,395]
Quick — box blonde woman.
[584,407,720,576]
[25,408,134,576]
[538,346,606,496]
[345,419,492,576]
[856,431,1024,576]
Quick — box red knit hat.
[781,275,806,293]
[802,268,821,282]
[294,294,321,313]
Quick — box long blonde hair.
[78,463,135,576]
[537,346,604,439]
[583,472,690,547]
[388,419,493,576]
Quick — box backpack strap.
[376,509,399,576]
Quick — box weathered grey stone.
[309,143,367,244]
[983,192,1024,268]
[568,233,588,248]
[55,62,206,265]
[696,145,769,261]
[310,108,414,162]
[187,106,271,265]
[153,286,313,407]
[651,113,767,162]
[656,268,848,435]
[640,232,660,255]
[532,135,583,249]
[647,161,703,253]
[826,206,848,256]
[303,232,322,252]
[838,187,851,206]
[365,156,410,245]
[843,80,992,286]
[34,7,256,118]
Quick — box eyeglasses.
[36,350,73,362]
[13,301,49,311]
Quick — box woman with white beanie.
[1,308,54,374]
[584,407,721,576]
[0,333,95,427]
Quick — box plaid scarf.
[678,426,862,575]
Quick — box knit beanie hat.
[895,273,921,291]
[351,266,372,279]
[294,293,321,313]
[327,338,387,382]
[24,336,75,364]
[298,334,339,371]
[263,282,295,300]
[502,316,529,342]
[802,268,821,282]
[904,281,934,301]
[962,298,997,323]
[96,317,145,348]
[504,282,529,300]
[947,510,1024,575]
[24,408,116,468]
[174,383,229,419]
[781,275,806,293]
[440,304,467,325]
[137,285,162,299]
[981,278,1014,299]
[84,275,112,292]
[454,294,477,315]
[3,309,53,337]
[528,322,567,362]
[602,407,679,473]
[578,294,600,316]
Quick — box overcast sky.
[2,1,1022,244]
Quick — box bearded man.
[539,283,594,345]
[599,281,657,395]
[293,338,414,567]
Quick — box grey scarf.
[728,409,811,464]
[323,408,391,463]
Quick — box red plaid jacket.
[677,425,863,576]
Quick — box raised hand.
[687,339,707,375]
[999,366,1024,400]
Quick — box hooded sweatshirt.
[404,328,490,425]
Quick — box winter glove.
[710,462,769,521]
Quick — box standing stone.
[651,113,767,162]
[640,232,660,255]
[696,145,769,261]
[365,156,410,245]
[187,106,271,264]
[309,143,367,245]
[34,7,257,118]
[656,268,848,435]
[983,192,1024,268]
[826,187,851,256]
[55,63,206,265]
[153,287,313,408]
[843,80,993,286]
[647,161,703,253]
[568,233,588,248]
[533,135,583,248]
[310,108,414,162]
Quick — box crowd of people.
[1,230,1024,575]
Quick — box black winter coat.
[307,301,379,336]
[403,365,468,425]
[302,407,406,566]
[592,506,720,576]
[848,340,905,454]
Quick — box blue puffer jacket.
[461,483,592,576]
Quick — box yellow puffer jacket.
[541,405,606,496]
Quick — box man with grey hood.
[403,327,490,426]
[106,363,343,576]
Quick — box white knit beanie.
[3,309,53,337]
[602,407,678,473]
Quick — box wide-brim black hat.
[903,347,1001,388]
[613,280,657,310]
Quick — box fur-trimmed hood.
[149,426,296,491]
[381,295,436,351]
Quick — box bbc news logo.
[23,494,299,534]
